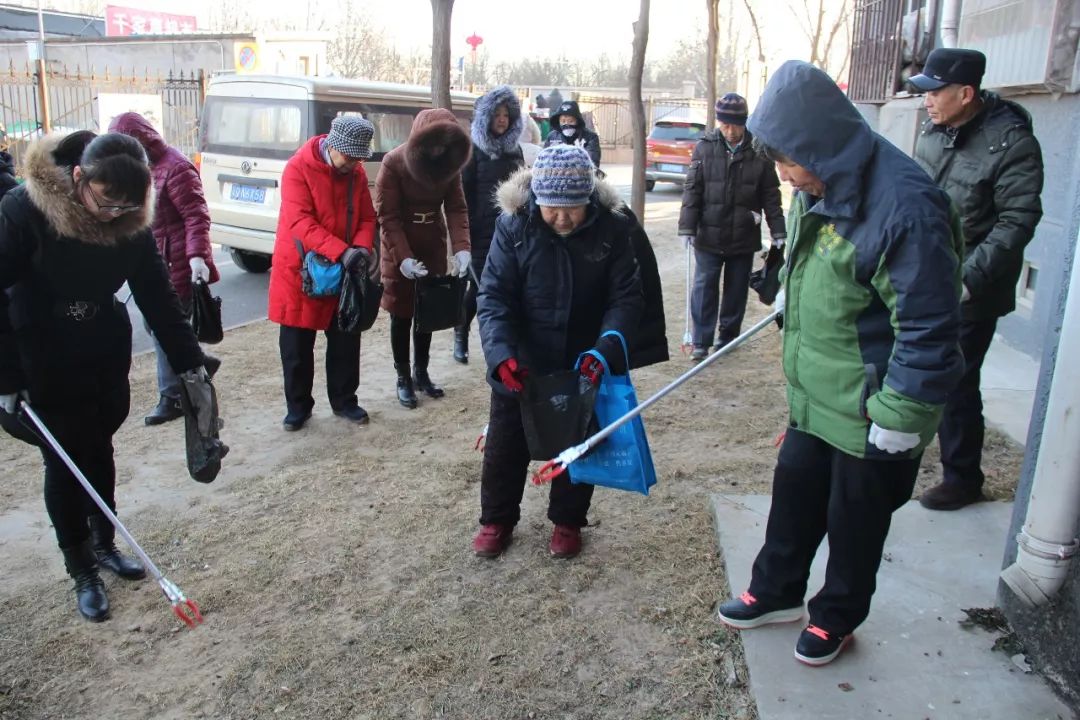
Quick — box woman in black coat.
[0,131,211,622]
[454,84,525,364]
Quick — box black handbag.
[191,280,224,344]
[413,274,467,334]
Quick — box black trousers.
[691,249,754,348]
[389,314,433,372]
[479,390,594,528]
[937,317,998,492]
[278,324,361,416]
[748,428,919,635]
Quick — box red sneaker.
[472,524,513,557]
[549,525,582,558]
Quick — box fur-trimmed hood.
[403,108,472,186]
[471,85,523,158]
[22,133,154,246]
[495,166,621,217]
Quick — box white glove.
[454,250,471,278]
[775,287,785,315]
[190,257,210,283]
[573,138,587,148]
[961,284,971,302]
[772,235,786,248]
[0,389,28,414]
[400,258,428,280]
[680,235,694,249]
[751,210,762,226]
[868,422,920,454]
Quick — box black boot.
[414,368,445,399]
[89,514,146,580]
[144,395,182,426]
[453,326,469,364]
[395,363,418,409]
[61,541,110,622]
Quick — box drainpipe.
[940,0,962,48]
[999,227,1080,607]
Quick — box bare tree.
[629,0,650,220]
[328,2,402,79]
[430,0,454,109]
[739,0,852,77]
[739,0,767,63]
[705,0,720,130]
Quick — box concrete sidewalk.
[712,494,1075,720]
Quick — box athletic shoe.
[716,590,804,629]
[794,624,852,666]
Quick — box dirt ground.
[0,196,1024,720]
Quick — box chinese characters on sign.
[105,5,198,36]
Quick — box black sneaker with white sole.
[794,624,852,666]
[717,590,804,629]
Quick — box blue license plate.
[230,184,266,204]
[659,163,687,173]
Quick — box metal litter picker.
[18,402,203,628]
[681,243,694,354]
[534,310,780,484]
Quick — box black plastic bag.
[413,274,467,334]
[191,280,224,344]
[178,371,228,484]
[749,245,785,306]
[337,267,382,334]
[519,370,598,461]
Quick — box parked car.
[198,75,475,273]
[644,119,706,191]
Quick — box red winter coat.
[268,135,377,330]
[377,109,471,318]
[108,112,218,303]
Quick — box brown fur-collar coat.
[23,133,155,246]
[376,109,472,319]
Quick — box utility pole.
[36,0,51,134]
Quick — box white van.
[198,75,475,272]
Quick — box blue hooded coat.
[748,61,964,459]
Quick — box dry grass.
[0,204,1022,720]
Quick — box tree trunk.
[705,0,720,131]
[629,0,651,220]
[430,0,454,109]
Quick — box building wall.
[0,38,238,75]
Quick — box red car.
[645,119,706,191]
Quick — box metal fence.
[576,95,710,147]
[849,0,905,103]
[0,65,205,170]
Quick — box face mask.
[561,126,577,138]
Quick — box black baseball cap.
[909,48,987,91]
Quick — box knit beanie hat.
[715,93,748,126]
[326,115,374,160]
[530,144,595,207]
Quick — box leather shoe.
[144,395,182,426]
[62,542,109,622]
[397,377,418,409]
[334,405,370,425]
[414,369,445,399]
[453,327,469,364]
[919,482,986,511]
[282,410,312,432]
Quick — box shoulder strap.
[345,173,356,246]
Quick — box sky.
[34,0,849,72]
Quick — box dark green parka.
[914,92,1044,321]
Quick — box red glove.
[579,354,605,386]
[496,358,527,393]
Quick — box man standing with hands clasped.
[715,61,964,666]
[909,48,1045,511]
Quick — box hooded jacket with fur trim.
[478,168,665,397]
[376,108,472,318]
[109,112,218,302]
[0,132,203,410]
[463,86,525,272]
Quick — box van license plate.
[230,184,266,204]
[659,163,686,173]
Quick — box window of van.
[313,102,471,160]
[202,97,308,160]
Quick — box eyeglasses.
[84,183,142,216]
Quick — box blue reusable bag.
[294,239,344,298]
[568,331,658,495]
